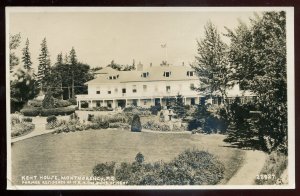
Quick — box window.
[108,75,118,80]
[143,85,147,92]
[166,85,171,92]
[108,91,111,94]
[187,71,194,77]
[142,72,149,78]
[163,71,171,77]
[190,83,195,90]
[133,85,137,93]
[122,88,126,94]
[96,91,100,94]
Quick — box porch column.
[151,98,155,106]
[138,99,141,107]
[184,97,187,105]
[112,99,115,109]
[78,100,81,110]
[89,100,93,108]
[160,98,162,106]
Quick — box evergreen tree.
[131,114,142,132]
[69,47,78,98]
[172,94,186,119]
[9,33,21,73]
[225,12,287,153]
[192,21,232,114]
[22,38,33,70]
[37,38,51,93]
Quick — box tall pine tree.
[22,38,33,70]
[69,47,78,98]
[37,38,51,93]
[192,21,232,114]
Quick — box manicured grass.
[12,129,245,185]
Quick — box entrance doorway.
[117,100,126,108]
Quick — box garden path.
[11,116,69,143]
[227,150,267,185]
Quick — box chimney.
[182,62,185,66]
[150,62,152,67]
[137,61,143,71]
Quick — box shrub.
[142,120,171,132]
[27,99,43,107]
[20,108,41,116]
[150,105,161,115]
[93,162,116,177]
[11,122,35,138]
[115,162,132,182]
[54,99,72,108]
[109,122,130,129]
[22,117,33,123]
[135,152,144,165]
[70,113,79,121]
[40,107,75,116]
[88,114,94,121]
[113,149,225,185]
[42,91,55,109]
[93,106,114,111]
[11,115,20,126]
[47,115,57,123]
[131,114,142,132]
[68,98,77,105]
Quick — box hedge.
[20,108,41,116]
[40,107,75,116]
[21,107,75,116]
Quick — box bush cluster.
[21,107,75,116]
[54,119,86,133]
[92,150,225,185]
[27,99,43,107]
[124,106,153,116]
[93,162,116,177]
[109,122,130,129]
[11,115,21,126]
[22,117,33,122]
[149,105,162,115]
[188,105,227,133]
[142,120,172,132]
[11,122,35,138]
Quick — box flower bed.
[11,121,35,138]
[142,120,185,132]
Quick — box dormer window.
[163,71,171,77]
[187,71,194,77]
[108,75,119,80]
[141,72,149,78]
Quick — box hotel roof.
[86,64,198,85]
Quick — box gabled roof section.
[94,67,118,74]
[86,65,198,85]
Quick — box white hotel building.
[76,63,254,110]
[76,63,204,109]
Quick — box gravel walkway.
[227,150,267,185]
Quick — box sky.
[8,8,257,70]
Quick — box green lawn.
[12,129,245,185]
